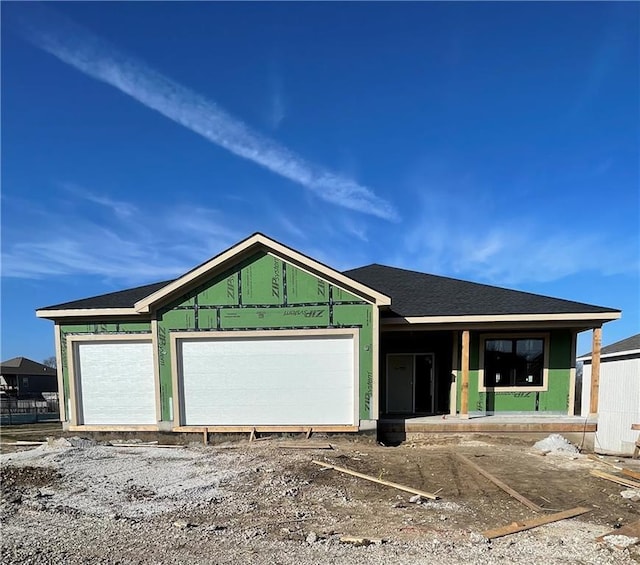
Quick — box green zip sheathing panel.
[156,252,374,422]
[58,322,152,414]
[456,330,572,413]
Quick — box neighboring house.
[578,333,640,456]
[0,357,59,399]
[36,233,620,435]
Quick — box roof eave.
[381,311,621,325]
[36,307,141,320]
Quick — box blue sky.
[2,1,638,361]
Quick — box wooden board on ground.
[590,470,640,489]
[587,454,623,470]
[311,460,439,500]
[621,468,640,481]
[339,536,382,546]
[12,441,47,446]
[483,507,591,540]
[454,453,544,512]
[596,520,640,547]
[278,443,333,450]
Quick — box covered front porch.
[378,413,598,433]
[378,324,605,422]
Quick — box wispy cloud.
[13,4,397,221]
[389,174,639,285]
[1,191,243,282]
[61,183,138,218]
[1,185,375,282]
[267,62,286,130]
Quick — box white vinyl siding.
[76,341,156,425]
[179,334,356,426]
[589,357,640,456]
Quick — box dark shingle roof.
[38,280,173,311]
[38,263,619,319]
[1,357,57,376]
[578,333,640,359]
[343,264,619,317]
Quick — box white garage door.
[76,341,156,425]
[179,334,356,426]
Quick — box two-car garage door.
[178,333,356,426]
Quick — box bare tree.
[43,356,57,368]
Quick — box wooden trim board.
[312,460,439,500]
[172,425,359,433]
[622,468,640,481]
[590,470,640,489]
[455,453,544,512]
[484,507,591,539]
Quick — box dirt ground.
[1,425,639,564]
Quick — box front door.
[386,354,414,413]
[386,353,435,414]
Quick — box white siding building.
[579,333,640,456]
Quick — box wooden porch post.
[589,327,602,416]
[460,330,470,419]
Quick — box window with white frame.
[483,337,544,388]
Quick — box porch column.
[460,330,470,419]
[589,326,602,416]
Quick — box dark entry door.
[386,353,434,414]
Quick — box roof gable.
[36,233,390,319]
[134,233,390,313]
[578,333,640,360]
[1,357,57,376]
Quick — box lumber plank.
[484,506,591,540]
[587,454,623,470]
[278,443,333,450]
[632,423,640,431]
[172,425,358,433]
[590,470,640,489]
[455,453,544,512]
[311,460,439,500]
[589,327,602,415]
[13,440,47,446]
[339,536,381,546]
[622,468,640,481]
[460,330,470,417]
[109,443,184,449]
[68,425,159,432]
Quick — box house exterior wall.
[582,356,640,455]
[457,329,573,414]
[58,252,375,426]
[156,252,374,423]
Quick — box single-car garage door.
[178,333,356,426]
[75,340,156,425]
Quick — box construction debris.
[311,460,439,500]
[454,453,544,512]
[339,536,383,546]
[278,443,333,450]
[532,434,579,455]
[590,470,640,490]
[483,507,591,539]
[620,489,640,502]
[587,454,623,470]
[597,520,640,548]
[622,468,640,481]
